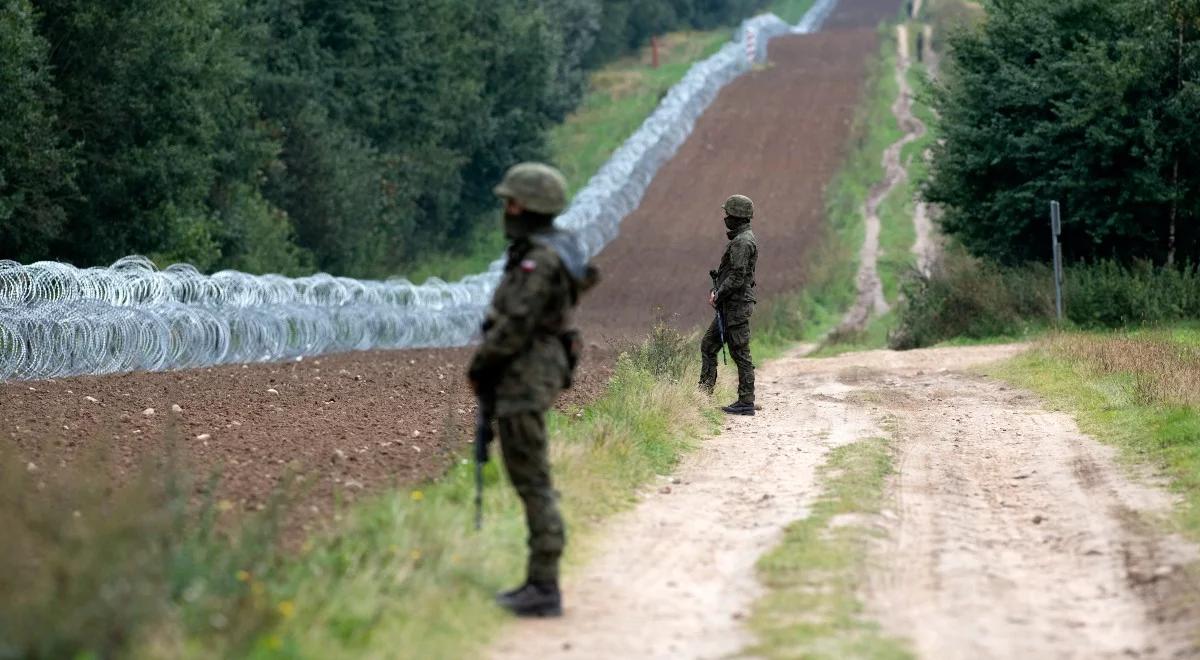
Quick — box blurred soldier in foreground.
[468,162,598,617]
[699,194,758,415]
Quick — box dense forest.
[0,0,768,277]
[926,0,1200,266]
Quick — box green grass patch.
[745,437,912,659]
[990,330,1200,538]
[769,0,818,23]
[550,30,733,194]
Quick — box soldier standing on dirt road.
[699,194,758,416]
[468,162,598,618]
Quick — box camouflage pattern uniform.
[699,195,758,408]
[469,163,596,599]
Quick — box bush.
[888,248,1054,349]
[627,322,694,382]
[890,248,1200,349]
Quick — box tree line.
[925,0,1200,267]
[0,0,767,278]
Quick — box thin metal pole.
[1050,201,1064,323]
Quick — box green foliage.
[0,0,76,263]
[926,0,1200,266]
[2,0,770,278]
[888,247,1200,349]
[888,248,1054,349]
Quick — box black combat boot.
[721,401,755,416]
[495,580,562,617]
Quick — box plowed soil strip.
[577,29,882,339]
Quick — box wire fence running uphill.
[0,3,837,382]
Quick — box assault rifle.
[710,269,728,365]
[474,397,494,530]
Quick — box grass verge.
[989,329,1200,537]
[745,437,912,659]
[770,0,818,23]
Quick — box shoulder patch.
[520,259,538,273]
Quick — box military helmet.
[493,162,568,216]
[722,194,755,219]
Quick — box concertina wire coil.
[0,2,837,381]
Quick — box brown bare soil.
[578,28,882,340]
[2,349,613,529]
[2,11,889,522]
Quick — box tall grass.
[769,0,818,23]
[0,438,290,659]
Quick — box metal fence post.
[1050,201,1064,323]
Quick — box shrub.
[890,248,1200,349]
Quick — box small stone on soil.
[659,486,672,494]
[196,434,212,441]
[85,396,99,403]
[142,408,155,417]
[171,404,183,413]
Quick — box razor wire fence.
[0,2,836,382]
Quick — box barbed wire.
[0,7,833,381]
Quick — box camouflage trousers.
[498,412,565,583]
[698,305,755,405]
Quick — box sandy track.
[865,369,1200,659]
[490,345,884,660]
[493,344,1200,659]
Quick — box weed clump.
[0,440,289,659]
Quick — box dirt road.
[491,345,1200,659]
[866,361,1200,659]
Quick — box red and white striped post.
[745,28,757,65]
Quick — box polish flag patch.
[520,259,538,272]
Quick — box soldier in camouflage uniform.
[699,194,758,416]
[468,162,598,617]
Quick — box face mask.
[725,216,746,231]
[504,211,524,240]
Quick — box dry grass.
[1047,332,1200,407]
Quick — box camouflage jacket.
[711,225,758,307]
[469,230,594,417]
